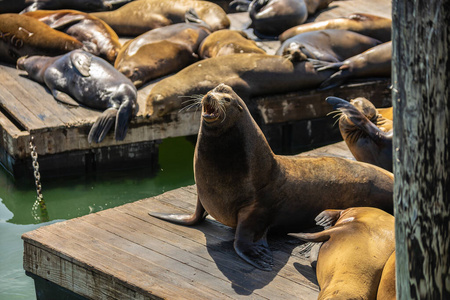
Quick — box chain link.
[30,136,48,222]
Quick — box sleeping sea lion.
[91,0,230,36]
[315,41,392,90]
[20,0,132,13]
[149,84,394,271]
[276,29,381,63]
[24,9,121,63]
[377,251,396,300]
[198,29,265,59]
[0,13,83,64]
[115,22,210,87]
[295,207,395,299]
[145,53,335,118]
[279,13,392,43]
[17,50,137,143]
[327,96,393,171]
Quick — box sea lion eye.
[224,97,231,102]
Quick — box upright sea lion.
[145,53,335,117]
[295,207,395,300]
[377,251,396,300]
[0,13,83,64]
[91,0,230,36]
[115,22,210,87]
[17,50,137,143]
[24,10,121,63]
[279,13,392,43]
[198,29,265,59]
[327,96,393,171]
[276,29,381,62]
[315,41,392,90]
[149,84,394,270]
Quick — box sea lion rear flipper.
[115,99,133,141]
[47,15,85,30]
[234,205,273,271]
[318,70,349,90]
[295,227,338,243]
[148,197,208,226]
[88,108,117,143]
[185,8,211,31]
[315,209,343,228]
[51,89,80,106]
[70,50,91,77]
[229,0,252,12]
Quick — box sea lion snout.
[16,56,27,70]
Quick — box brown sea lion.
[91,0,230,36]
[115,22,210,87]
[315,41,392,90]
[198,29,265,59]
[276,29,381,63]
[148,84,394,270]
[377,251,396,300]
[327,96,393,172]
[0,13,83,64]
[279,13,392,43]
[304,0,334,15]
[295,207,395,299]
[145,53,335,118]
[20,0,132,13]
[23,9,121,63]
[17,50,137,143]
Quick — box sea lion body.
[327,96,393,171]
[198,29,265,59]
[276,29,381,62]
[296,207,395,300]
[92,0,230,36]
[149,84,394,270]
[20,0,131,13]
[249,0,308,38]
[145,53,335,117]
[17,50,137,143]
[280,13,392,43]
[0,13,83,64]
[24,10,121,63]
[377,251,396,300]
[316,41,392,89]
[115,23,210,87]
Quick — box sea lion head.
[16,55,58,84]
[349,97,378,122]
[282,42,309,62]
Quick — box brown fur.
[377,251,396,300]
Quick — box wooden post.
[392,0,450,299]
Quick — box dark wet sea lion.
[145,53,335,117]
[91,0,230,36]
[279,13,392,43]
[198,29,265,59]
[17,50,137,143]
[149,84,394,270]
[276,29,381,63]
[20,0,132,13]
[377,251,396,300]
[295,207,395,299]
[315,41,392,90]
[249,0,308,38]
[327,96,393,171]
[24,9,122,63]
[0,13,83,64]
[115,23,210,87]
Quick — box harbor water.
[0,137,196,300]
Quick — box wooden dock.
[0,0,392,179]
[22,142,354,300]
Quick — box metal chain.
[30,136,48,222]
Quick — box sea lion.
[198,29,265,59]
[314,41,392,90]
[145,53,335,118]
[20,0,132,13]
[17,50,137,143]
[249,0,308,38]
[0,13,83,64]
[148,84,394,270]
[295,207,395,299]
[115,22,210,87]
[377,251,396,300]
[327,96,393,171]
[279,13,392,43]
[276,29,381,63]
[23,10,122,63]
[91,0,230,36]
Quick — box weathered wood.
[392,0,450,299]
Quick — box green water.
[0,137,196,300]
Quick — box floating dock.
[22,142,354,300]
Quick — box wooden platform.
[0,0,392,178]
[22,142,354,300]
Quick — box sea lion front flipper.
[234,205,273,271]
[315,209,343,229]
[70,50,91,77]
[51,89,80,106]
[88,108,117,143]
[148,197,208,226]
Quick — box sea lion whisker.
[179,101,202,113]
